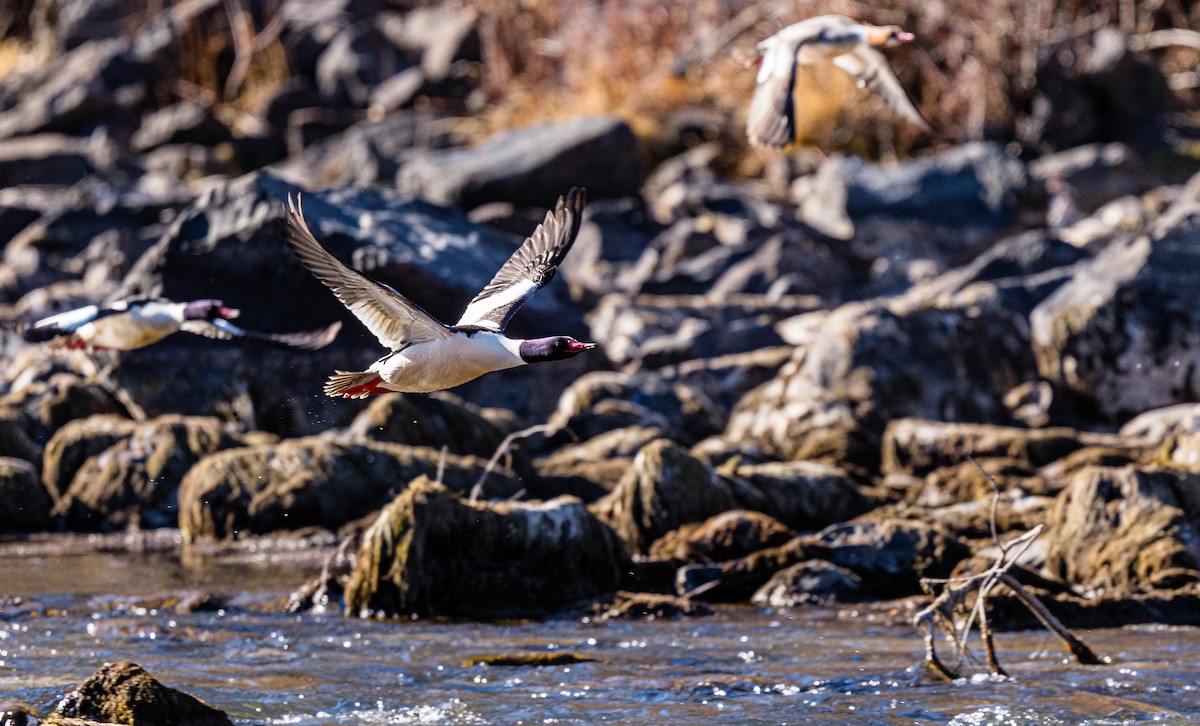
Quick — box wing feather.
[182,318,342,350]
[281,195,450,350]
[454,188,587,332]
[832,48,931,132]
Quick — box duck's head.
[867,25,915,48]
[519,336,597,363]
[183,299,240,321]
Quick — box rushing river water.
[2,535,1198,725]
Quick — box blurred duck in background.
[20,298,341,352]
[747,14,931,148]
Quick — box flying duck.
[20,298,341,351]
[281,188,596,398]
[747,15,931,148]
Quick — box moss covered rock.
[51,661,231,725]
[344,477,628,619]
[179,438,516,541]
[51,415,250,531]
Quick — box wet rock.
[0,0,223,140]
[52,660,231,726]
[595,591,712,621]
[42,415,141,501]
[341,391,517,459]
[1044,466,1200,594]
[587,293,817,370]
[0,373,137,449]
[1031,176,1200,420]
[798,142,1026,229]
[985,584,1200,630]
[0,702,40,726]
[397,115,644,210]
[270,111,455,189]
[131,101,233,152]
[344,477,628,618]
[546,372,723,448]
[647,510,793,564]
[52,415,253,532]
[881,419,1090,477]
[590,439,741,554]
[680,519,970,602]
[178,437,515,541]
[899,458,1044,508]
[722,460,878,532]
[727,291,1038,468]
[315,20,414,107]
[531,426,663,501]
[0,134,118,187]
[1120,404,1200,443]
[462,652,597,667]
[0,457,51,533]
[751,561,865,607]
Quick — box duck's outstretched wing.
[181,318,343,350]
[281,195,450,350]
[832,47,931,132]
[746,36,802,148]
[453,187,587,333]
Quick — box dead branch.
[998,573,1107,665]
[468,423,559,503]
[914,455,1104,677]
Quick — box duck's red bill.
[219,307,241,319]
[567,340,597,353]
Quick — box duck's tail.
[324,371,385,399]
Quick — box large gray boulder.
[396,115,644,210]
[1031,173,1200,421]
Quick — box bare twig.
[435,445,448,485]
[468,423,559,503]
[914,456,1104,677]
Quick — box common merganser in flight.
[20,299,341,351]
[747,15,931,148]
[281,188,596,398]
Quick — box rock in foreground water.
[344,477,629,618]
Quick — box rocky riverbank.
[3,1,1200,720]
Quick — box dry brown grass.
[457,0,1200,162]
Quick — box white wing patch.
[456,278,537,332]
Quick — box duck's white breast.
[378,333,525,393]
[80,308,180,350]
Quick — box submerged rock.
[344,477,629,618]
[52,660,231,726]
[751,560,865,607]
[595,591,713,620]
